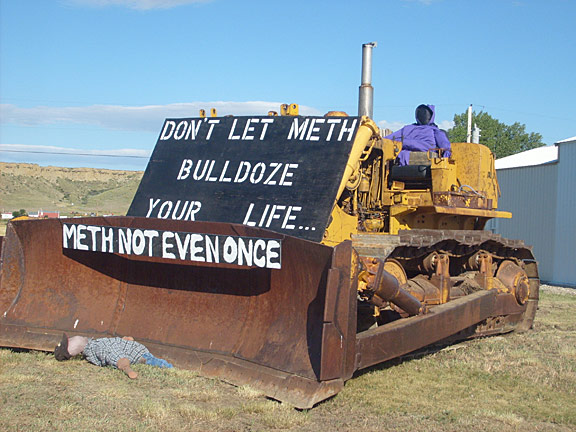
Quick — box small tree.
[447,110,544,159]
[12,209,28,218]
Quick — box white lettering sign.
[63,224,282,269]
[287,117,358,141]
[161,117,274,142]
[176,159,298,186]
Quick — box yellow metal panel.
[376,138,402,161]
[335,117,380,204]
[432,206,512,219]
[431,157,457,193]
[450,142,500,207]
[280,104,299,116]
[322,205,358,246]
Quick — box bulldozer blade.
[0,217,533,407]
[0,216,357,408]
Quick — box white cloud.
[402,0,443,5]
[0,102,322,132]
[0,143,150,158]
[377,120,406,134]
[438,120,454,131]
[66,0,211,10]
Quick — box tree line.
[446,109,544,159]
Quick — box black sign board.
[128,116,360,242]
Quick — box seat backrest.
[389,164,431,189]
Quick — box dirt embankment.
[0,162,143,216]
[1,162,141,182]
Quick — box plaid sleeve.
[83,338,149,368]
[83,339,106,367]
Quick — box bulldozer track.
[353,229,540,336]
[393,229,536,263]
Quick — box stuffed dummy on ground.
[385,104,451,166]
[54,334,173,379]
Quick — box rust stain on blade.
[0,217,356,408]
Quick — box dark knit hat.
[54,333,71,361]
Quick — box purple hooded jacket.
[384,104,451,166]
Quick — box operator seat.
[388,151,433,189]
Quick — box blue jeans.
[141,352,173,368]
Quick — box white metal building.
[487,137,576,287]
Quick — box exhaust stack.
[358,42,377,118]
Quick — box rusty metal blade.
[0,216,356,408]
[0,217,534,408]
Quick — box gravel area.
[540,284,576,296]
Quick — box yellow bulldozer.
[0,43,538,408]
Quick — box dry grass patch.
[0,162,142,216]
[237,384,265,399]
[259,403,310,429]
[0,288,575,431]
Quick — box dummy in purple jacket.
[385,104,451,166]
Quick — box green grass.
[1,287,575,431]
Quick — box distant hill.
[0,163,143,216]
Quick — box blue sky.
[1,0,574,171]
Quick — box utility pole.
[466,104,473,143]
